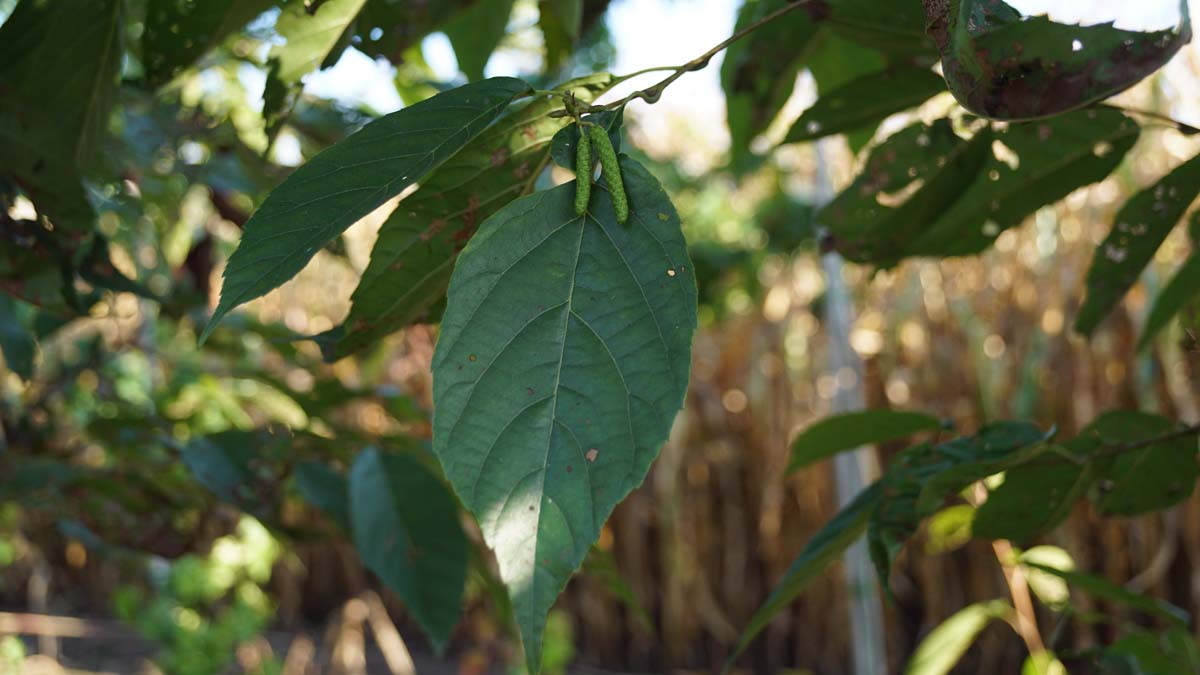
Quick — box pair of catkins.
[573,123,628,224]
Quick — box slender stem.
[1092,423,1200,459]
[548,0,814,117]
[1102,103,1200,135]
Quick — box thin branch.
[1102,103,1200,135]
[548,0,814,118]
[1092,423,1200,459]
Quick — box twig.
[547,0,814,117]
[1102,103,1200,135]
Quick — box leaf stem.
[547,0,814,117]
[1093,423,1200,459]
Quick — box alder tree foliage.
[3,0,1200,672]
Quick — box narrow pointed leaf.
[727,482,882,668]
[784,67,945,144]
[1139,253,1200,350]
[788,409,942,473]
[904,600,1014,675]
[1076,154,1200,336]
[350,448,468,652]
[432,156,697,670]
[202,77,532,341]
[271,0,367,84]
[334,75,613,358]
[905,108,1139,258]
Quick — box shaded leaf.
[820,0,934,55]
[720,0,819,171]
[444,0,516,81]
[822,120,993,266]
[349,447,468,651]
[905,108,1139,258]
[926,0,1191,120]
[727,482,882,667]
[143,0,279,86]
[356,0,475,64]
[903,600,1013,675]
[0,294,36,380]
[973,454,1094,542]
[787,408,942,473]
[784,67,946,144]
[334,75,613,358]
[1139,252,1200,350]
[539,0,583,70]
[1073,411,1198,516]
[1102,627,1200,674]
[1076,154,1200,335]
[1021,561,1189,626]
[294,461,350,531]
[431,156,696,670]
[202,77,533,341]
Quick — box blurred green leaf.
[1072,411,1198,516]
[0,294,36,380]
[903,599,1013,675]
[1021,560,1189,626]
[1077,154,1200,336]
[784,67,945,144]
[349,447,467,652]
[202,76,533,341]
[293,461,350,531]
[539,0,583,70]
[973,454,1094,542]
[1139,253,1200,350]
[925,504,974,555]
[142,0,279,86]
[444,0,516,81]
[787,408,942,473]
[271,0,367,84]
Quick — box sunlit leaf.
[787,408,942,473]
[904,599,1013,675]
[1076,154,1200,336]
[349,447,468,651]
[1020,545,1074,610]
[333,75,614,358]
[271,0,367,84]
[431,156,696,670]
[202,77,533,341]
[727,482,882,668]
[784,67,945,144]
[926,0,1191,120]
[925,504,975,555]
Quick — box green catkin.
[588,124,627,224]
[574,124,591,216]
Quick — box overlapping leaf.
[1072,411,1198,516]
[904,600,1014,675]
[1139,251,1200,350]
[973,455,1094,542]
[350,448,468,651]
[784,67,946,144]
[1076,154,1200,336]
[444,0,516,81]
[271,0,367,84]
[333,75,614,358]
[202,76,533,341]
[431,156,696,669]
[143,0,278,86]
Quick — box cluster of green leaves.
[728,409,1200,673]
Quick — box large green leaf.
[333,75,614,358]
[926,0,1191,120]
[431,156,697,670]
[271,0,367,83]
[1139,252,1200,350]
[349,447,468,652]
[905,108,1139,258]
[720,0,819,171]
[1076,154,1200,336]
[1073,411,1199,516]
[143,0,279,86]
[726,482,882,668]
[1020,561,1189,626]
[201,77,532,341]
[973,455,1094,543]
[294,461,351,531]
[788,409,942,473]
[784,67,946,144]
[822,120,993,266]
[904,600,1014,675]
[444,0,516,81]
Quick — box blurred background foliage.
[2,0,1200,673]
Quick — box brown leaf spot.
[586,448,599,462]
[490,147,510,167]
[420,218,447,242]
